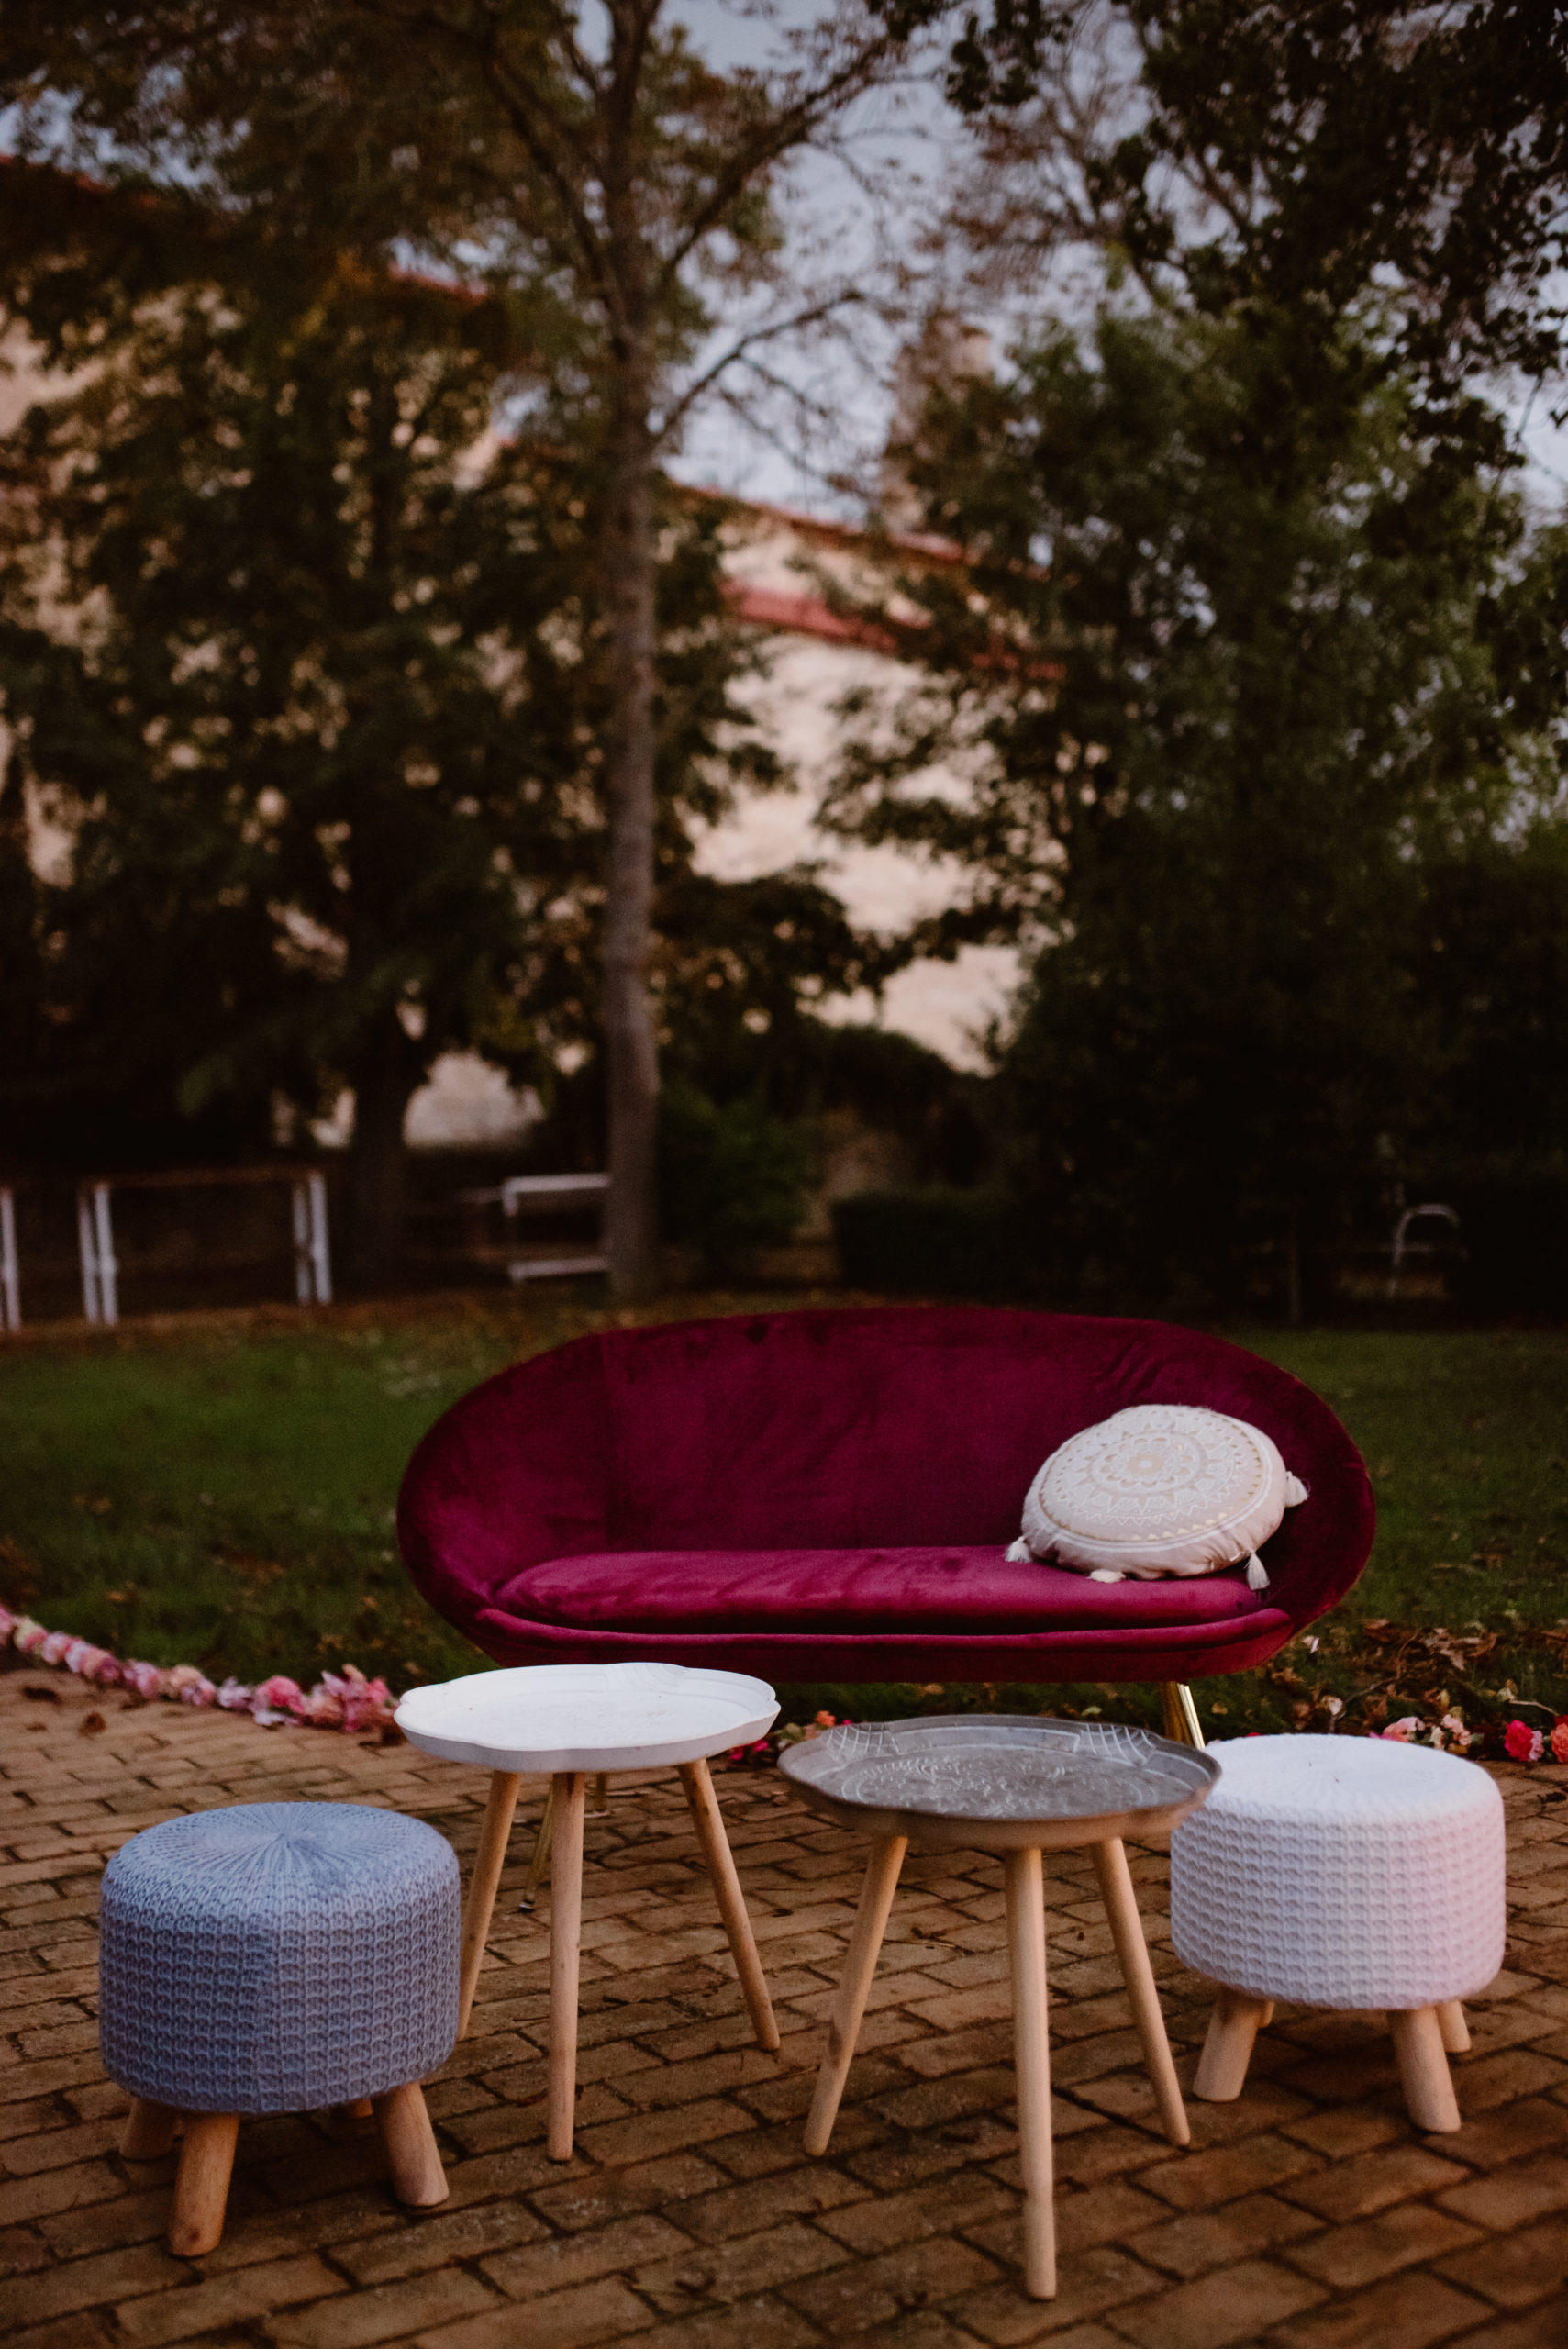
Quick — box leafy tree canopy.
[0,0,969,1296]
[829,296,1568,1305]
[949,1,1568,408]
[0,161,860,1275]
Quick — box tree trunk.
[600,384,661,1302]
[348,1017,423,1290]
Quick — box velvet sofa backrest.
[398,1306,1373,1634]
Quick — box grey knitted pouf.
[99,1802,459,2115]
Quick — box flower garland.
[1378,1708,1568,1764]
[6,1606,1564,1766]
[0,1606,398,1735]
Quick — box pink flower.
[1505,1720,1545,1765]
[122,1659,166,1699]
[302,1678,347,1727]
[11,1618,48,1656]
[252,1675,305,1716]
[63,1639,119,1685]
[339,1670,395,1731]
[39,1630,74,1666]
[1551,1720,1568,1766]
[1437,1714,1475,1753]
[216,1678,254,1711]
[1381,1717,1424,1742]
[166,1665,217,1708]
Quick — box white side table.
[395,1662,780,2159]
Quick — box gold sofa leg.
[1161,1682,1206,1749]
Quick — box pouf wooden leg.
[374,2081,449,2205]
[458,1770,522,2035]
[1195,1986,1272,2101]
[1006,1845,1056,2300]
[679,1758,780,2053]
[168,2112,239,2255]
[1391,2007,1462,2132]
[804,1833,906,2156]
[121,2098,178,2160]
[1438,1998,1470,2053]
[548,1770,587,2161]
[1091,1840,1190,2146]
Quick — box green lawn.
[2,1297,1565,1737]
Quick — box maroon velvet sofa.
[397,1306,1373,1689]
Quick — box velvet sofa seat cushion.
[398,1305,1374,1683]
[496,1545,1273,1636]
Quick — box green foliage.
[0,167,829,1251]
[0,0,953,1297]
[951,1,1568,403]
[834,299,1568,1304]
[0,220,580,1171]
[658,1082,810,1281]
[1414,823,1568,1167]
[832,1187,1040,1297]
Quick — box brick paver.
[3,1668,1566,2345]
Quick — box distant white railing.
[458,1172,608,1282]
[0,1187,18,1331]
[1387,1202,1463,1301]
[72,1166,333,1329]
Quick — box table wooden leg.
[374,2080,448,2206]
[679,1758,779,2052]
[1006,1845,1056,2300]
[1437,1998,1470,2054]
[121,2098,177,2160]
[804,1833,906,2156]
[1390,2006,1462,2132]
[457,1770,522,2037]
[1194,1985,1272,2101]
[168,2111,239,2255]
[548,1770,587,2161]
[517,1777,557,1914]
[1091,1839,1190,2146]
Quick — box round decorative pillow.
[1006,1404,1307,1589]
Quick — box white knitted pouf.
[1170,1735,1506,2132]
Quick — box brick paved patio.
[4,1666,1566,2349]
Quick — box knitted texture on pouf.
[1170,1734,1505,2010]
[99,1803,459,2114]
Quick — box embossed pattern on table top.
[779,1713,1217,1827]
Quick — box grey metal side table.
[780,1715,1218,2300]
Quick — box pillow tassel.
[1245,1552,1270,1591]
[1285,1475,1308,1507]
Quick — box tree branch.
[651,288,865,447]
[654,28,916,299]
